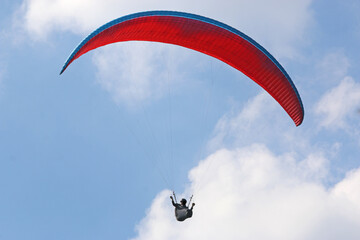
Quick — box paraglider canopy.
[60,10,304,126]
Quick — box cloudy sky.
[1,0,360,239]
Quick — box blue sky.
[1,0,360,239]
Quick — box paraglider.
[60,10,304,126]
[60,10,305,222]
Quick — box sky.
[0,0,360,239]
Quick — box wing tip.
[59,64,68,75]
[294,113,304,127]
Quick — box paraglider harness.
[172,191,194,222]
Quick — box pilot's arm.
[170,196,177,207]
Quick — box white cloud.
[316,51,351,85]
[93,42,188,107]
[19,0,126,39]
[208,92,276,149]
[207,91,310,154]
[332,168,360,208]
[90,43,196,107]
[130,86,359,239]
[315,77,360,130]
[132,144,360,240]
